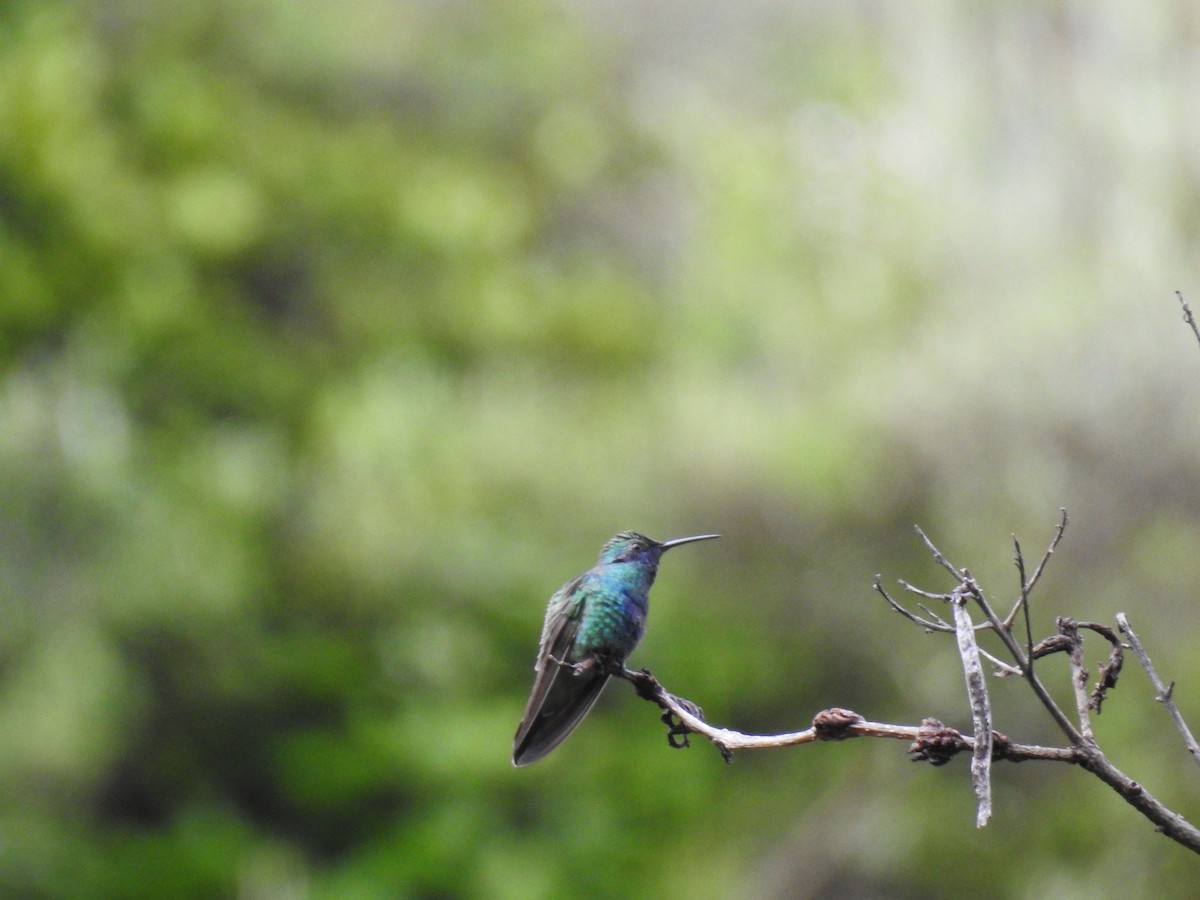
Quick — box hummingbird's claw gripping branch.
[663,711,692,749]
[618,666,716,756]
[662,693,719,754]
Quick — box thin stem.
[1013,534,1034,666]
[915,525,963,579]
[1117,613,1200,769]
[1178,291,1200,355]
[1025,509,1069,596]
[1059,619,1094,740]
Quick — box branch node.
[909,718,968,767]
[813,707,865,741]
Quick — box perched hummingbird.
[512,530,719,767]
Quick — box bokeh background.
[3,0,1200,896]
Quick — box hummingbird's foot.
[661,693,705,750]
[613,666,734,762]
[547,655,597,677]
[663,710,692,749]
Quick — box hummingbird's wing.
[512,577,610,766]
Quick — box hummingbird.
[512,530,719,767]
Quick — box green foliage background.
[2,1,1199,896]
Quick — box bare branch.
[620,664,1200,852]
[617,667,1074,763]
[1117,613,1200,769]
[635,513,1200,855]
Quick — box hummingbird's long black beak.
[659,533,720,551]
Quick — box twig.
[1178,291,1200,354]
[1011,535,1034,666]
[890,513,1070,643]
[1004,509,1069,627]
[1116,613,1200,769]
[874,577,948,632]
[915,525,963,579]
[1025,508,1069,596]
[876,577,1018,676]
[982,648,1023,676]
[1032,621,1123,712]
[916,602,950,626]
[901,582,951,602]
[888,579,1018,634]
[1058,618,1094,740]
[1079,621,1124,712]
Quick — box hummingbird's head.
[597,531,719,566]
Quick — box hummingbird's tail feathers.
[512,667,609,766]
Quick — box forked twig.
[868,520,1200,852]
